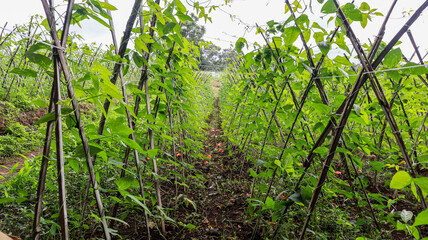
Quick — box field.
[1,0,428,239]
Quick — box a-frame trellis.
[219,1,428,239]
[31,0,171,239]
[298,1,428,238]
[32,1,110,239]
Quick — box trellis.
[27,0,202,239]
[1,0,427,239]
[221,0,428,239]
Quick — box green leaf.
[104,216,128,226]
[333,55,353,66]
[140,33,155,43]
[361,13,368,28]
[0,197,15,204]
[401,62,428,75]
[244,52,255,69]
[28,42,51,53]
[383,48,402,67]
[135,36,150,54]
[68,158,80,172]
[34,112,55,125]
[127,194,152,216]
[175,0,186,12]
[313,32,325,43]
[272,36,282,48]
[312,22,327,33]
[115,175,135,190]
[312,103,331,115]
[397,221,407,231]
[289,189,311,206]
[176,11,193,23]
[109,123,134,137]
[132,52,144,68]
[120,137,144,153]
[409,225,420,239]
[317,41,331,56]
[283,26,300,46]
[249,168,258,178]
[321,0,336,14]
[172,34,184,48]
[359,2,370,11]
[147,149,158,158]
[235,37,247,53]
[10,68,37,78]
[296,14,310,29]
[75,144,103,158]
[88,13,113,31]
[163,22,177,34]
[267,20,275,28]
[342,3,362,21]
[413,177,428,195]
[401,210,413,223]
[284,64,297,75]
[41,18,50,31]
[390,171,412,189]
[387,70,402,81]
[100,79,123,100]
[24,52,51,69]
[10,165,23,180]
[263,47,272,63]
[369,161,385,172]
[91,61,111,81]
[99,1,117,10]
[31,99,48,108]
[414,209,428,226]
[264,197,275,209]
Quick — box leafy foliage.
[0,0,428,239]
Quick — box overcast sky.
[0,0,427,59]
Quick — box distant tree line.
[181,14,237,71]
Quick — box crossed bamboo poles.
[28,0,428,239]
[31,0,182,239]
[222,0,428,239]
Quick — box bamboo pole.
[40,0,111,238]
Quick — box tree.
[181,13,206,45]
[181,13,237,71]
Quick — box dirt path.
[116,77,257,239]
[157,75,257,239]
[162,98,254,239]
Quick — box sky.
[0,0,427,59]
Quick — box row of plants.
[219,0,428,239]
[0,0,220,239]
